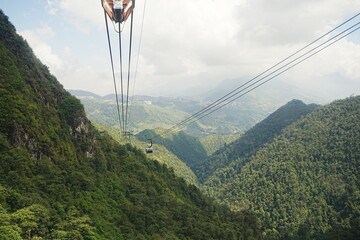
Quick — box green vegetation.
[91,124,238,186]
[201,97,360,239]
[136,130,208,169]
[0,10,262,239]
[3,8,358,240]
[195,99,319,183]
[93,122,199,186]
[199,134,239,156]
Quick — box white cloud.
[135,0,360,95]
[46,0,104,32]
[288,38,360,78]
[19,25,63,70]
[42,0,360,98]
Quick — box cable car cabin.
[146,139,153,154]
[102,0,135,23]
[145,147,153,154]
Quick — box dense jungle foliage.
[202,97,360,239]
[0,10,262,239]
[195,99,319,183]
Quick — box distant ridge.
[68,89,102,99]
[195,99,319,182]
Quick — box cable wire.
[164,21,360,136]
[104,10,123,135]
[125,11,135,133]
[164,13,360,136]
[118,24,126,133]
[193,25,360,124]
[152,16,360,139]
[127,0,147,131]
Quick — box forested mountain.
[202,97,360,239]
[0,10,262,239]
[195,99,319,183]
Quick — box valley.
[1,6,359,240]
[73,86,360,239]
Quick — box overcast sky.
[1,0,359,101]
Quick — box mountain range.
[94,95,359,239]
[1,8,359,240]
[68,76,323,136]
[199,96,360,239]
[194,99,320,182]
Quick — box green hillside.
[92,122,199,186]
[92,123,239,186]
[202,97,360,239]
[136,130,208,169]
[199,134,239,156]
[195,99,319,183]
[0,10,262,240]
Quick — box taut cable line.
[150,14,360,140]
[104,10,123,136]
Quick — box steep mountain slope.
[93,122,199,186]
[195,99,319,182]
[203,97,360,239]
[93,123,238,186]
[199,134,238,156]
[0,11,262,239]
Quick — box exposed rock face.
[9,120,42,160]
[69,116,97,158]
[69,116,89,137]
[86,145,96,158]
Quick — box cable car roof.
[102,0,134,23]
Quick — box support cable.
[118,24,126,133]
[192,25,360,125]
[154,18,360,139]
[163,21,360,136]
[128,0,147,130]
[164,13,360,136]
[104,10,123,135]
[125,11,135,133]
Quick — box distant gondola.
[146,139,153,154]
